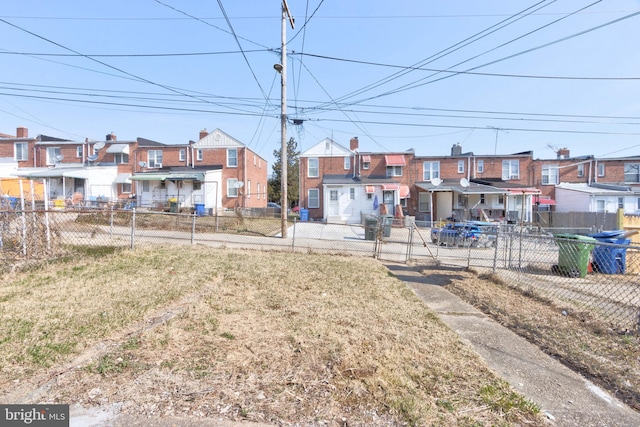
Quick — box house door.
[74,178,85,195]
[328,189,340,216]
[383,190,395,215]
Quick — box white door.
[329,189,340,216]
[383,190,395,215]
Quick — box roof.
[555,182,638,195]
[301,138,351,158]
[416,179,506,194]
[321,174,400,186]
[193,128,245,148]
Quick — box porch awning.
[365,185,375,194]
[166,172,205,181]
[362,155,371,162]
[381,184,399,191]
[400,185,410,198]
[114,173,131,184]
[535,198,556,205]
[507,188,540,195]
[384,155,406,166]
[130,173,169,181]
[15,169,67,178]
[106,144,130,154]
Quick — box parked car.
[431,222,483,247]
[267,202,282,213]
[466,220,500,248]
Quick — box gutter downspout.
[588,160,593,185]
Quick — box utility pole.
[278,1,294,238]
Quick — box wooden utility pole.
[279,1,294,238]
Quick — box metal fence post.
[291,217,297,251]
[130,208,136,250]
[191,212,196,245]
[406,226,414,263]
[492,231,499,273]
[110,205,114,237]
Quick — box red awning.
[362,155,371,162]
[535,198,556,205]
[400,185,410,198]
[384,155,406,166]
[382,184,400,191]
[365,185,375,193]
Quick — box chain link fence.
[2,207,639,332]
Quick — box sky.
[1,0,640,169]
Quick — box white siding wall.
[555,188,591,213]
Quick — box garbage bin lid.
[588,230,626,239]
[555,233,597,242]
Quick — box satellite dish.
[460,178,470,187]
[94,142,105,150]
[234,181,244,188]
[138,161,147,167]
[55,154,64,162]
[431,177,442,186]
[87,154,98,162]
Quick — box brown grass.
[0,246,543,426]
[439,267,640,412]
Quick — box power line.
[0,49,269,57]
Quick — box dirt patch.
[421,265,640,412]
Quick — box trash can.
[169,201,178,213]
[553,234,597,278]
[299,208,309,222]
[195,203,205,217]
[589,231,631,274]
[8,197,18,210]
[364,216,378,241]
[382,214,394,238]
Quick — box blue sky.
[1,0,640,168]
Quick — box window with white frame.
[121,182,132,194]
[253,155,256,166]
[480,194,485,204]
[14,142,28,161]
[498,194,504,204]
[142,181,150,192]
[179,149,186,162]
[596,199,606,212]
[598,163,605,177]
[477,159,484,174]
[257,183,260,199]
[76,146,83,158]
[46,147,62,165]
[577,163,584,177]
[618,197,624,209]
[247,180,251,198]
[193,181,201,191]
[344,157,350,170]
[386,165,403,177]
[624,163,640,183]
[148,150,163,168]
[227,178,238,197]
[350,188,355,200]
[363,159,370,170]
[227,148,238,167]
[114,153,129,164]
[418,192,431,212]
[423,161,440,181]
[541,164,559,185]
[502,160,520,180]
[458,194,468,207]
[308,158,319,177]
[308,188,320,208]
[458,160,464,174]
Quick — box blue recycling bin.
[589,231,630,274]
[8,197,18,209]
[299,208,309,222]
[195,203,205,216]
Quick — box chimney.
[106,132,116,141]
[557,148,570,159]
[350,136,359,151]
[16,127,28,138]
[199,129,208,140]
[451,143,462,156]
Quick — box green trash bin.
[364,216,379,241]
[169,201,178,213]
[382,215,394,237]
[553,234,597,278]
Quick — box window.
[257,183,260,199]
[363,160,370,170]
[193,181,201,191]
[121,182,132,194]
[624,163,640,183]
[14,142,28,161]
[577,163,584,177]
[142,181,150,192]
[350,188,355,200]
[76,146,83,158]
[196,149,203,161]
[308,188,320,208]
[247,180,251,199]
[179,149,186,162]
[253,155,256,166]
[386,165,403,177]
[480,194,485,204]
[618,197,624,209]
[308,158,319,177]
[418,192,431,212]
[344,157,350,170]
[596,199,606,212]
[423,161,440,181]
[541,164,559,185]
[498,194,504,204]
[148,150,163,168]
[46,147,62,165]
[458,194,468,207]
[598,163,605,177]
[227,148,238,167]
[227,179,238,197]
[367,193,372,200]
[458,160,465,174]
[114,153,129,164]
[502,160,520,180]
[477,160,484,174]
[330,190,338,201]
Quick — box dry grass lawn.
[0,246,543,426]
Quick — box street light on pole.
[276,1,294,238]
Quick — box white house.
[555,183,640,214]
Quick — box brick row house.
[299,137,640,224]
[0,127,268,213]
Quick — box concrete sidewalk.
[385,263,640,427]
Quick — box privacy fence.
[2,207,639,333]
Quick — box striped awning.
[365,185,375,193]
[381,184,399,191]
[362,155,371,162]
[385,155,406,166]
[400,185,410,198]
